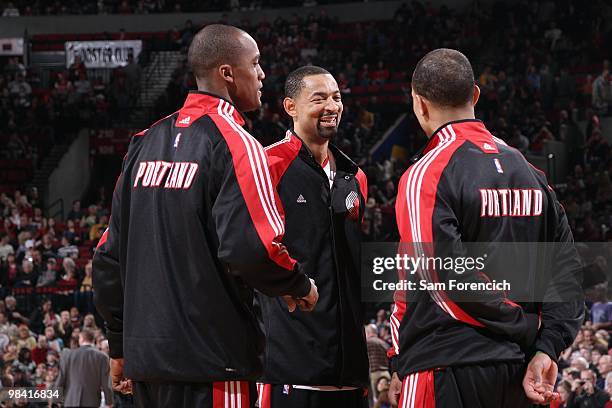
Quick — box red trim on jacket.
[265,131,302,186]
[396,124,484,328]
[210,100,295,271]
[176,92,245,128]
[355,168,368,203]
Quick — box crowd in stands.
[0,188,126,401]
[151,0,612,243]
[0,0,611,406]
[0,0,367,16]
[0,53,143,195]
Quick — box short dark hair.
[412,48,475,107]
[80,328,95,343]
[284,65,332,99]
[188,24,247,79]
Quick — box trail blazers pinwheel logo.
[345,191,360,220]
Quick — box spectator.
[365,323,390,401]
[45,349,59,370]
[44,325,64,352]
[60,257,78,286]
[81,313,97,332]
[29,299,57,334]
[3,343,18,365]
[31,335,49,366]
[12,347,35,376]
[8,74,32,108]
[54,328,113,408]
[14,259,38,287]
[11,366,31,387]
[0,232,14,260]
[572,369,610,407]
[16,325,36,351]
[36,258,57,287]
[67,200,83,221]
[592,69,611,114]
[75,261,94,315]
[4,296,28,325]
[591,282,612,330]
[0,311,18,341]
[57,236,78,259]
[58,310,73,345]
[374,376,392,408]
[598,355,612,390]
[69,307,82,329]
[33,363,47,386]
[89,214,108,242]
[81,204,98,228]
[73,71,92,97]
[67,56,86,83]
[61,219,81,246]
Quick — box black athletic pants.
[398,362,533,408]
[133,380,256,408]
[257,383,368,408]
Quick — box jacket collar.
[412,119,497,161]
[176,91,246,127]
[288,128,359,175]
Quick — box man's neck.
[426,108,475,139]
[294,125,329,165]
[195,80,232,103]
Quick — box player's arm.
[211,134,312,299]
[534,197,584,362]
[92,152,130,359]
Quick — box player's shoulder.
[264,131,302,160]
[137,111,180,135]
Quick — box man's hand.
[282,279,319,312]
[282,296,298,312]
[110,358,132,394]
[389,372,402,407]
[297,279,319,311]
[522,352,559,405]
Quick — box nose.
[324,97,340,113]
[258,65,265,81]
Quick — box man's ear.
[283,97,297,119]
[413,93,429,121]
[218,64,234,84]
[473,84,480,107]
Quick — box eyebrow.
[309,91,341,98]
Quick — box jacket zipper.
[307,151,347,386]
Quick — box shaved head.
[188,24,249,79]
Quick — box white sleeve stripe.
[406,125,458,319]
[222,102,285,234]
[217,100,283,237]
[264,129,292,151]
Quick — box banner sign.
[65,40,142,68]
[0,38,24,56]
